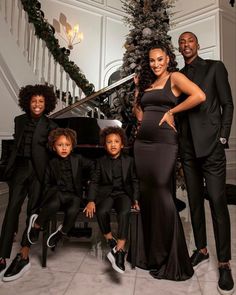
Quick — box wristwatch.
[219,137,227,145]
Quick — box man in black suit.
[0,85,57,281]
[178,32,234,295]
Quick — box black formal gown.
[133,77,194,281]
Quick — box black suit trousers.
[0,158,41,258]
[96,194,131,240]
[36,191,80,233]
[180,136,231,262]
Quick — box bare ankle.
[199,248,208,255]
[219,261,230,268]
[34,222,40,229]
[20,246,30,259]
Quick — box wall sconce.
[53,13,84,50]
[65,24,83,50]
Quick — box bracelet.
[167,110,174,116]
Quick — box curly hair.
[18,84,57,115]
[100,126,127,146]
[48,128,77,151]
[136,43,178,106]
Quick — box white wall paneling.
[40,0,128,90]
[171,0,218,23]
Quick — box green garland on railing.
[20,0,95,96]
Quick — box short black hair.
[178,31,199,43]
[100,126,127,146]
[18,84,57,115]
[48,128,77,151]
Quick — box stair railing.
[0,0,90,110]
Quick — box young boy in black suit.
[27,128,94,248]
[0,85,57,281]
[84,126,140,274]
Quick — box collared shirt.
[57,156,75,193]
[17,116,39,158]
[183,56,201,80]
[109,156,125,197]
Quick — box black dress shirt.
[57,156,75,193]
[17,116,39,158]
[110,156,126,197]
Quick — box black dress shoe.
[190,250,209,268]
[218,265,234,295]
[3,254,31,282]
[107,247,125,274]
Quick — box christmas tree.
[111,0,175,128]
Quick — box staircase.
[0,0,135,120]
[0,0,89,111]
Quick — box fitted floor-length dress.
[133,77,194,281]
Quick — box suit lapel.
[51,158,61,181]
[103,155,112,182]
[16,116,28,148]
[192,62,209,86]
[121,154,129,182]
[70,154,79,183]
[32,115,47,145]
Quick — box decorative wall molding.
[40,0,128,89]
[55,0,125,18]
[171,0,219,23]
[103,59,122,86]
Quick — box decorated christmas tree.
[111,0,175,127]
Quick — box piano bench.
[41,208,140,269]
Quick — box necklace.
[152,74,170,88]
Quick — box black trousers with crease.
[96,194,131,240]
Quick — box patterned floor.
[0,182,235,295]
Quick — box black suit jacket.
[41,153,94,206]
[179,56,234,157]
[4,114,58,182]
[88,153,140,204]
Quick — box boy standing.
[0,85,57,281]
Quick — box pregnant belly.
[136,119,178,145]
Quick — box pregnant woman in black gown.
[133,43,206,281]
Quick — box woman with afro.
[0,84,57,281]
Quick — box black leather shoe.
[107,238,117,249]
[218,265,234,295]
[47,225,64,248]
[190,250,209,268]
[107,247,125,274]
[27,214,40,244]
[3,254,31,282]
